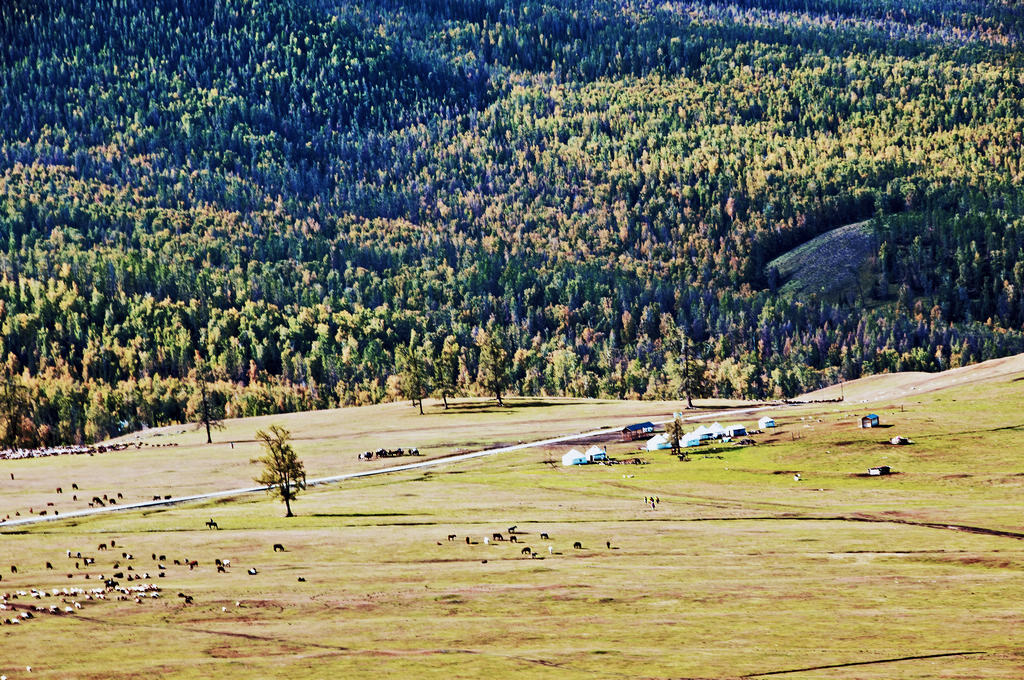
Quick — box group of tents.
[644,416,776,451]
[562,416,779,465]
[562,446,609,466]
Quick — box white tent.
[725,423,747,437]
[585,446,608,461]
[708,422,726,437]
[682,433,701,447]
[691,424,710,440]
[645,434,671,451]
[759,416,776,429]
[562,449,588,466]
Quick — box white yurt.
[562,449,588,466]
[645,434,671,451]
[725,423,747,437]
[758,416,776,429]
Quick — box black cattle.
[273,543,285,552]
[573,542,582,549]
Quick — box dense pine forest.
[1,0,1023,444]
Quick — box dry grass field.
[1,359,1023,679]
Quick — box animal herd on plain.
[0,441,177,461]
[1,477,192,524]
[0,480,162,523]
[441,525,611,559]
[0,521,291,630]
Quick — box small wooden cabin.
[860,414,880,428]
[620,422,655,441]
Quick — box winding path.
[0,407,769,530]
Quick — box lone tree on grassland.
[433,334,460,409]
[677,332,710,409]
[190,355,224,444]
[252,425,306,517]
[476,327,509,406]
[398,331,429,415]
[668,417,686,459]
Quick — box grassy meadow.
[1,361,1022,679]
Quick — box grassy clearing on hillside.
[767,220,877,300]
[1,369,1023,679]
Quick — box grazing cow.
[108,499,116,505]
[606,541,611,549]
[10,566,17,573]
[173,560,181,566]
[72,495,77,501]
[273,543,285,552]
[492,533,504,541]
[72,483,78,490]
[447,534,456,541]
[178,593,194,605]
[45,562,53,570]
[205,519,218,530]
[217,565,226,573]
[56,487,62,494]
[297,577,306,582]
[98,543,107,551]
[509,535,518,543]
[507,525,517,534]
[466,537,470,544]
[573,542,582,549]
[521,547,532,556]
[153,496,160,501]
[164,495,171,499]
[110,540,116,548]
[540,533,549,540]
[117,493,123,500]
[158,555,166,561]
[247,568,258,575]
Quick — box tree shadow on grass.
[441,400,561,413]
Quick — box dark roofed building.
[620,422,656,441]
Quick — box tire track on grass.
[741,650,986,676]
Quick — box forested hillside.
[1,0,1023,444]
